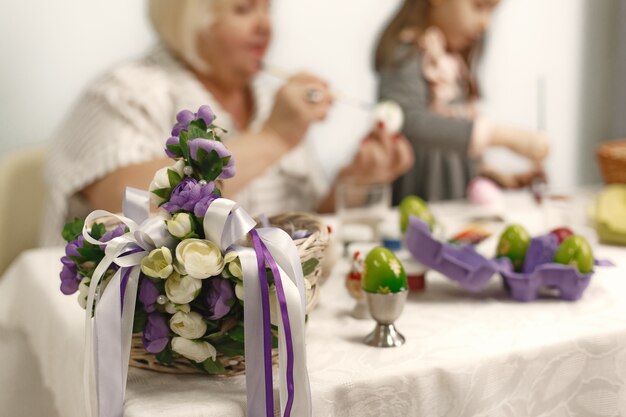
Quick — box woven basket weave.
[597,139,626,184]
[128,211,329,375]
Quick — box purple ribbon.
[250,230,275,417]
[251,230,296,417]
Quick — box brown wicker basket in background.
[129,211,330,376]
[597,139,626,184]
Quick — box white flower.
[170,311,207,339]
[224,251,243,279]
[165,272,202,304]
[149,160,185,205]
[167,213,193,239]
[175,239,224,279]
[140,247,173,279]
[235,282,244,301]
[78,277,90,309]
[171,337,217,363]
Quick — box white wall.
[0,0,619,190]
[0,1,153,154]
[480,0,618,189]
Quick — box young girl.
[375,0,549,203]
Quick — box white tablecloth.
[2,193,626,417]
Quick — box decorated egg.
[554,235,594,273]
[467,177,503,206]
[496,224,531,272]
[362,247,407,294]
[549,227,574,244]
[373,101,404,135]
[399,195,435,233]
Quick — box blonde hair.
[148,0,220,74]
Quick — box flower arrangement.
[58,105,314,375]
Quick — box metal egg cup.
[364,290,408,348]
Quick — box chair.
[0,146,46,275]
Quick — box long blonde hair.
[374,0,482,98]
[148,0,220,74]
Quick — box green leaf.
[166,143,183,158]
[89,223,106,240]
[200,149,224,182]
[62,218,85,242]
[151,187,171,199]
[190,118,207,131]
[227,324,245,342]
[214,339,245,357]
[167,168,182,188]
[156,345,174,365]
[179,130,190,161]
[202,357,226,375]
[77,246,105,263]
[187,120,211,140]
[301,258,319,277]
[221,156,231,165]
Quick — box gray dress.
[378,44,478,204]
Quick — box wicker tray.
[128,211,329,375]
[597,139,626,184]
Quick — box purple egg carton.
[405,216,594,301]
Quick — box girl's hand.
[481,166,546,189]
[491,126,550,162]
[262,72,333,149]
[340,122,414,184]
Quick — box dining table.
[1,191,625,417]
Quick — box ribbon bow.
[82,188,311,417]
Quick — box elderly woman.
[41,0,413,245]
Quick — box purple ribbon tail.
[260,240,295,417]
[250,230,275,417]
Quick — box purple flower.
[193,194,220,218]
[170,106,215,137]
[171,109,196,136]
[142,313,170,354]
[196,105,215,126]
[98,225,126,250]
[165,136,180,158]
[65,235,85,257]
[139,277,159,313]
[188,139,235,180]
[161,177,217,214]
[204,277,235,320]
[59,262,81,295]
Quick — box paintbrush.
[262,62,374,111]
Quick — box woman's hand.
[490,126,550,162]
[340,122,414,184]
[262,72,333,149]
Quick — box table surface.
[2,191,626,417]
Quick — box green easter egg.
[399,195,435,233]
[554,235,594,273]
[496,224,531,272]
[362,247,407,294]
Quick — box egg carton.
[405,217,597,302]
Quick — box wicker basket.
[597,139,626,184]
[128,211,329,375]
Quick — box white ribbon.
[82,189,175,417]
[82,191,311,417]
[202,200,312,417]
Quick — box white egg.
[373,101,404,135]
